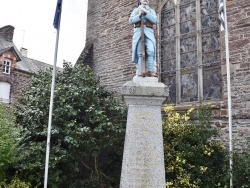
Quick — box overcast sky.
[0,0,88,67]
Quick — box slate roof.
[16,56,53,73]
[0,31,54,73]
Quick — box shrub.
[163,106,229,187]
[0,175,31,188]
[15,62,126,187]
[0,104,19,182]
[233,146,250,188]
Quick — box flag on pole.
[53,0,63,29]
[44,1,63,187]
[218,0,225,31]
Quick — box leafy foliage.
[163,106,229,187]
[0,175,31,188]
[233,145,250,188]
[15,62,126,187]
[0,104,19,182]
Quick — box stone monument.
[120,80,168,188]
[120,1,168,187]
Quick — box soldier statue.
[129,0,158,77]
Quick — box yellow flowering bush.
[0,175,31,188]
[163,105,229,187]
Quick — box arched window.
[160,0,222,104]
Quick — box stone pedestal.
[120,81,168,188]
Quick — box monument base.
[133,75,158,83]
[120,81,168,188]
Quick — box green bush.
[0,175,31,188]
[163,106,229,187]
[233,146,250,188]
[0,104,19,182]
[15,62,126,187]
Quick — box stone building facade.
[82,0,250,148]
[0,25,53,104]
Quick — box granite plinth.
[132,75,158,83]
[120,81,168,188]
[122,81,169,102]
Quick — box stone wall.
[85,0,250,149]
[218,0,250,149]
[11,69,31,104]
[76,43,94,69]
[0,69,31,104]
[85,0,158,96]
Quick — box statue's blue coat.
[129,6,157,64]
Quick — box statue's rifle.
[140,15,146,77]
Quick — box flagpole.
[44,1,63,187]
[223,0,233,187]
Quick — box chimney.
[20,47,28,57]
[0,25,15,42]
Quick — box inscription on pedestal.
[120,105,165,188]
[120,81,167,188]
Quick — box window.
[160,0,222,104]
[3,59,11,74]
[0,82,11,103]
